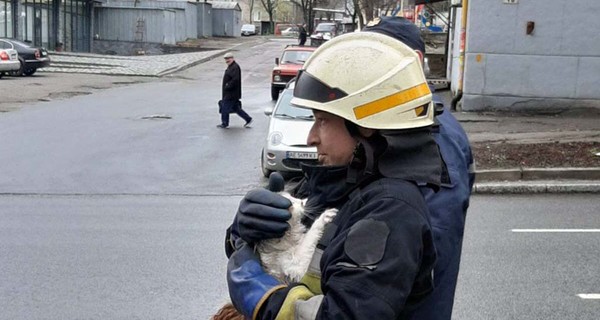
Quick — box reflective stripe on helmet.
[353,83,431,120]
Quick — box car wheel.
[271,86,280,101]
[261,150,273,178]
[24,68,37,76]
[10,58,24,76]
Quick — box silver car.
[261,81,317,177]
[0,40,20,79]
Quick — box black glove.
[236,172,292,244]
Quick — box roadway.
[1,38,598,319]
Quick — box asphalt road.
[1,38,599,319]
[453,194,600,320]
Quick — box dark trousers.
[221,99,252,126]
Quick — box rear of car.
[271,46,315,100]
[310,22,339,46]
[0,38,51,76]
[0,47,20,78]
[262,81,317,177]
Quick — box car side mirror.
[275,57,279,65]
[264,106,274,116]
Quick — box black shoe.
[244,119,253,128]
[216,124,229,129]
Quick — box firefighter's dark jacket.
[222,61,241,101]
[226,128,442,319]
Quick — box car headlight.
[268,132,283,146]
[323,33,332,40]
[274,75,281,82]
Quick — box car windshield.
[281,51,312,64]
[274,89,314,120]
[315,24,335,32]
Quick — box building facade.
[0,0,92,51]
[455,0,600,111]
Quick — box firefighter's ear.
[415,50,424,63]
[358,127,376,138]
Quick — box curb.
[159,37,269,77]
[157,49,227,77]
[473,180,600,194]
[475,167,600,182]
[473,168,600,194]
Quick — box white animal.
[212,193,337,320]
[257,192,338,283]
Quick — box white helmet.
[291,32,434,130]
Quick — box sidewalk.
[40,36,600,193]
[41,36,269,77]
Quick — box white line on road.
[577,294,600,299]
[512,229,600,233]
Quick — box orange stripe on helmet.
[353,83,431,120]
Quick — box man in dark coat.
[218,52,253,129]
[298,24,307,46]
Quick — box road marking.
[577,294,600,299]
[512,229,600,233]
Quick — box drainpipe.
[451,0,468,111]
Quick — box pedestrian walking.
[224,31,444,319]
[298,24,307,46]
[218,52,253,129]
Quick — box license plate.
[286,151,317,159]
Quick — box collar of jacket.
[297,163,353,227]
[378,127,442,190]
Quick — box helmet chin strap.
[345,120,383,185]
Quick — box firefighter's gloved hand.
[227,240,285,318]
[237,172,292,244]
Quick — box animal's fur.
[212,193,337,320]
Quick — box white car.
[241,24,257,36]
[0,44,20,79]
[281,27,299,38]
[261,81,317,177]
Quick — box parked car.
[0,43,20,79]
[0,38,51,76]
[262,80,317,177]
[281,26,299,38]
[271,45,316,100]
[310,22,341,46]
[241,24,257,36]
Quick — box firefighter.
[363,16,475,320]
[225,30,444,319]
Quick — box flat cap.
[223,52,234,59]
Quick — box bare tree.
[290,0,319,33]
[249,0,255,23]
[260,0,279,33]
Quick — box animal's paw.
[320,208,338,224]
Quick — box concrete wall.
[98,0,197,41]
[95,7,177,44]
[197,3,213,38]
[212,8,241,37]
[461,0,600,111]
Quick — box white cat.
[212,193,337,320]
[257,192,338,283]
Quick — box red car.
[271,45,316,100]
